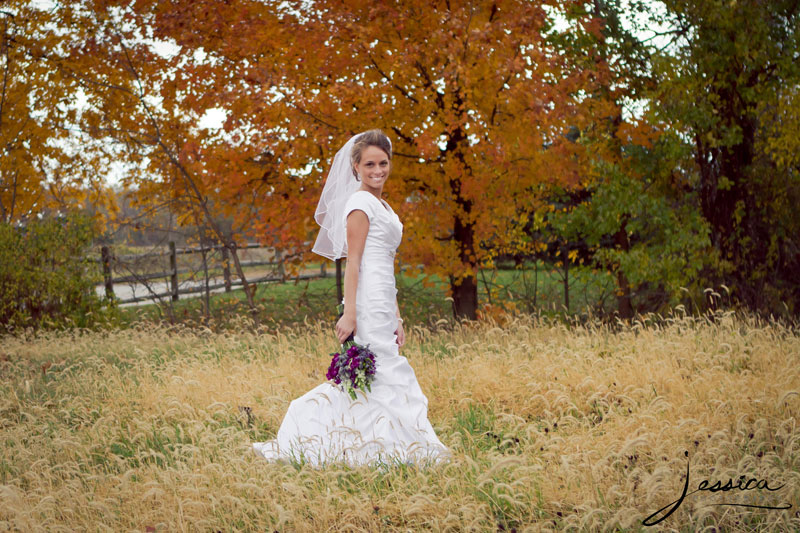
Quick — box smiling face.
[354,145,391,193]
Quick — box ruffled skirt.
[252,257,451,467]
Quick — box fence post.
[222,246,232,292]
[169,241,179,301]
[101,245,114,299]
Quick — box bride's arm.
[394,295,405,347]
[336,210,369,343]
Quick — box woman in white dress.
[252,130,452,467]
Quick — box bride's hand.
[395,320,405,347]
[336,314,356,344]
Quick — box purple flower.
[326,341,379,399]
[326,353,340,382]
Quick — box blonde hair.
[351,129,392,180]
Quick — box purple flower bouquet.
[326,342,377,400]
[328,303,377,400]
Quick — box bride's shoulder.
[347,190,370,204]
[344,190,378,220]
[351,190,376,200]
[348,190,381,207]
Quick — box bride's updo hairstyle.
[351,129,392,181]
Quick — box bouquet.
[327,303,377,400]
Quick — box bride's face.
[355,145,391,190]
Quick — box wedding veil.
[312,132,370,260]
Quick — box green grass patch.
[115,261,615,330]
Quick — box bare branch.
[368,52,419,104]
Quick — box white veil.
[311,132,362,260]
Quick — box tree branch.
[414,60,446,112]
[368,52,419,104]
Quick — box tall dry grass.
[0,311,798,531]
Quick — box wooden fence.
[98,242,334,305]
[96,242,587,312]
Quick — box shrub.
[0,212,109,332]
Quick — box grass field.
[117,262,617,330]
[1,310,798,531]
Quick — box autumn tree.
[142,0,600,320]
[542,0,712,317]
[651,0,800,314]
[0,5,112,223]
[11,0,275,320]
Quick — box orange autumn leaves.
[0,6,115,223]
[6,0,626,317]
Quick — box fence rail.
[97,241,331,305]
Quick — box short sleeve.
[343,191,376,226]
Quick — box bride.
[252,130,452,467]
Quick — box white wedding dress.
[253,190,452,467]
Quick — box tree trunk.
[450,190,478,321]
[695,100,760,310]
[446,116,478,321]
[452,275,478,321]
[613,219,633,320]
